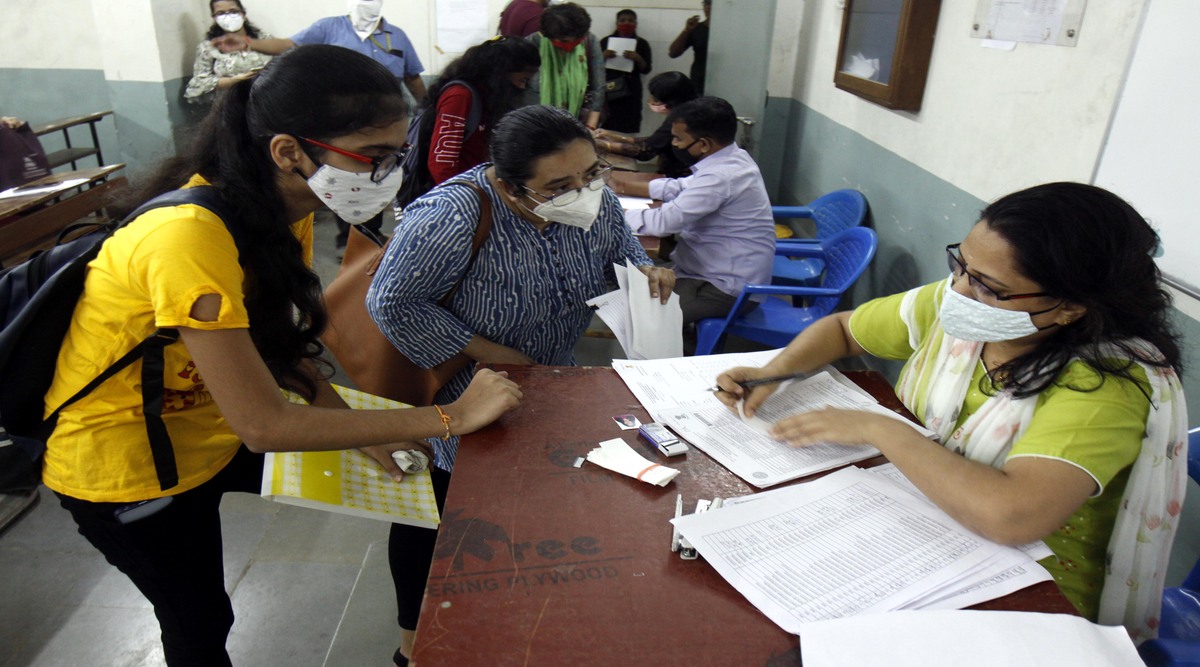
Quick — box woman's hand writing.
[713,365,789,416]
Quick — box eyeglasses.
[524,163,613,207]
[945,244,1051,302]
[300,137,410,183]
[213,9,243,17]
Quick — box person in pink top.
[499,0,547,38]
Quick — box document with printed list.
[613,352,935,487]
[672,466,1045,634]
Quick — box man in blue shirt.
[213,0,426,103]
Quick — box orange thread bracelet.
[433,405,452,440]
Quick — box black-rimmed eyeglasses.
[946,244,1051,302]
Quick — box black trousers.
[56,446,264,667]
[388,464,451,630]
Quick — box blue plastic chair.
[772,189,868,285]
[1139,427,1200,666]
[693,227,877,356]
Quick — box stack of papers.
[587,260,682,360]
[673,466,1054,633]
[613,351,936,487]
[586,438,680,486]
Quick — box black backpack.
[395,80,483,209]
[0,187,241,493]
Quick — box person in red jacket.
[420,36,541,186]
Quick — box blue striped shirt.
[366,165,652,470]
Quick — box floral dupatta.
[892,279,1188,641]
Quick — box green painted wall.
[767,96,1200,584]
[0,68,194,181]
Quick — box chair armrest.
[742,283,843,297]
[771,205,814,219]
[773,243,824,258]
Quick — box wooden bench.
[31,111,114,171]
[0,164,126,267]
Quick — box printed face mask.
[527,185,604,231]
[215,12,244,33]
[939,277,1050,342]
[305,162,404,224]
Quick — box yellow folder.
[260,385,440,529]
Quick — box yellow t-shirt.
[42,177,314,502]
[848,281,1148,619]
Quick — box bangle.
[433,404,452,440]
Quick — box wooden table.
[0,164,126,265]
[412,366,1077,666]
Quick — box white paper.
[619,196,654,210]
[604,36,637,73]
[612,349,782,422]
[673,467,1042,634]
[625,259,682,359]
[586,438,679,486]
[613,356,932,486]
[586,261,683,360]
[800,609,1142,667]
[0,177,90,200]
[736,372,938,441]
[435,0,488,53]
[979,0,1068,45]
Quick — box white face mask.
[939,276,1046,342]
[349,0,383,34]
[527,185,604,231]
[215,12,244,33]
[305,163,404,224]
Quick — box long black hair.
[204,0,264,40]
[980,182,1182,398]
[648,72,698,109]
[423,37,540,126]
[127,45,408,399]
[490,105,593,188]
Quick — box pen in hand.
[707,372,807,393]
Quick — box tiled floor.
[0,211,636,667]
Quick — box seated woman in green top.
[716,182,1188,641]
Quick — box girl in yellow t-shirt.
[715,183,1187,642]
[45,45,522,667]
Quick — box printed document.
[614,352,932,487]
[604,37,637,72]
[672,467,1040,634]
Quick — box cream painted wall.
[0,0,100,70]
[768,0,1146,203]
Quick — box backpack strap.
[45,186,243,491]
[445,80,484,141]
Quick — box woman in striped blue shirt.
[366,104,674,666]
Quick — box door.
[703,0,777,156]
